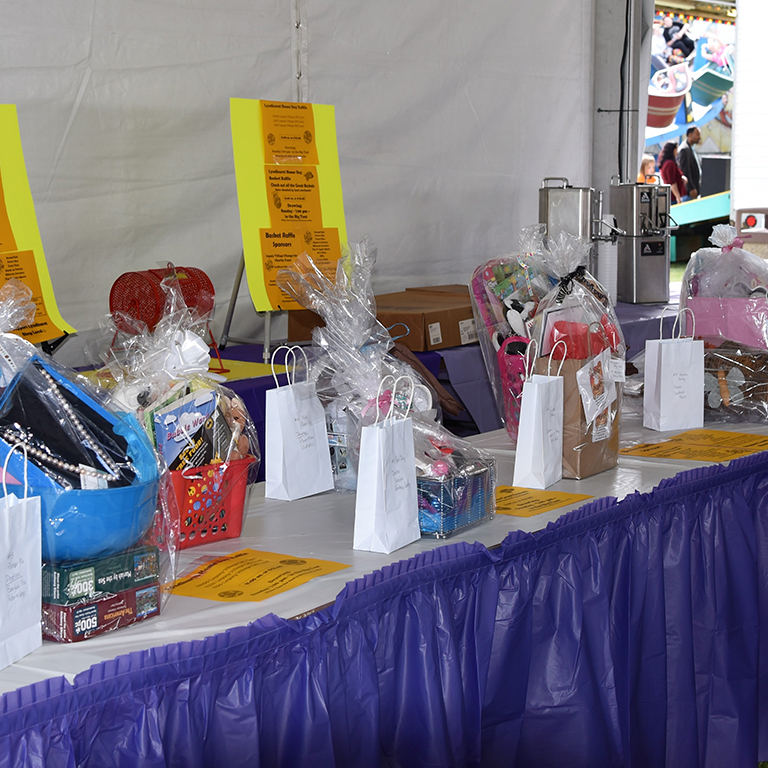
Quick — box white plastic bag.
[513,342,565,490]
[644,309,704,431]
[353,377,420,554]
[265,347,334,501]
[0,445,42,670]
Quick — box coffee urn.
[612,183,673,304]
[538,178,596,272]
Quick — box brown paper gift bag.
[534,356,620,479]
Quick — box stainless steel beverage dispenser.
[538,178,596,270]
[612,182,673,304]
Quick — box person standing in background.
[677,126,702,200]
[659,141,687,204]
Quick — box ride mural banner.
[0,105,74,342]
[230,99,347,312]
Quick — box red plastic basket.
[109,266,215,333]
[169,456,255,549]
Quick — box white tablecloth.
[1,399,764,696]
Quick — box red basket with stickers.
[168,456,255,549]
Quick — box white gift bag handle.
[548,340,567,377]
[2,442,29,501]
[271,345,309,387]
[658,306,671,340]
[523,339,538,380]
[385,376,415,422]
[373,375,397,424]
[672,307,696,340]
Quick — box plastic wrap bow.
[710,223,751,253]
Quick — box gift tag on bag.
[265,347,334,501]
[0,446,42,670]
[353,376,420,554]
[513,341,565,490]
[644,308,704,431]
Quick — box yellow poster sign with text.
[230,99,347,311]
[495,486,593,518]
[621,429,768,462]
[0,105,74,342]
[172,548,350,602]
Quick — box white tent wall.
[1,0,598,358]
[731,0,767,221]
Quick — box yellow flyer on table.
[496,486,593,518]
[621,429,768,462]
[172,548,350,602]
[0,105,74,342]
[230,98,347,312]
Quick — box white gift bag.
[0,445,42,670]
[265,346,334,501]
[513,341,565,490]
[353,376,420,554]
[644,308,704,431]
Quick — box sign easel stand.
[218,249,279,363]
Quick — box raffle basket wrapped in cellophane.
[88,270,261,550]
[277,238,442,492]
[0,283,178,642]
[530,232,626,480]
[469,225,555,445]
[680,224,768,351]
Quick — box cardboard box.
[42,545,160,606]
[288,309,323,343]
[287,285,477,351]
[375,290,477,351]
[405,284,470,298]
[42,582,160,642]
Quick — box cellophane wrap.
[89,272,260,557]
[0,279,39,385]
[277,238,441,491]
[91,272,261,481]
[680,224,768,350]
[469,225,555,444]
[530,232,625,479]
[0,350,179,640]
[410,412,496,538]
[701,337,768,423]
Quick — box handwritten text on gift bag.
[265,346,334,501]
[353,376,420,554]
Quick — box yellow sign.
[0,105,74,342]
[172,548,350,602]
[495,486,593,517]
[621,429,768,462]
[260,227,340,308]
[265,165,323,225]
[260,100,319,165]
[231,98,347,312]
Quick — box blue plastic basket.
[0,357,160,563]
